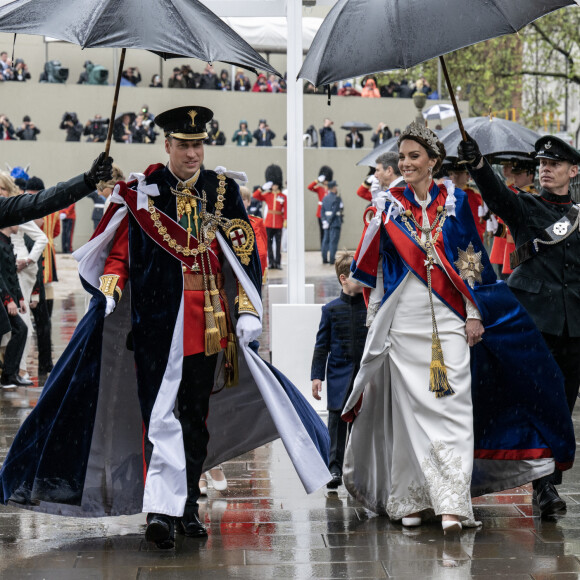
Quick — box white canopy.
[220,17,322,53]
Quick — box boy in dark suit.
[311,251,367,488]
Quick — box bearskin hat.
[319,165,334,182]
[265,164,283,187]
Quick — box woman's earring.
[428,166,433,175]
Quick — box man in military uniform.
[458,134,580,517]
[0,153,113,229]
[98,106,263,548]
[252,165,287,269]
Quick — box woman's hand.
[465,318,484,346]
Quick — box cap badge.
[188,109,198,127]
[545,141,552,149]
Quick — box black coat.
[0,174,92,229]
[470,160,580,337]
[0,232,23,335]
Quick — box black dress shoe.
[177,508,208,538]
[326,473,342,489]
[1,374,32,387]
[145,513,175,549]
[536,482,567,517]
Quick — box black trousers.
[267,227,282,267]
[542,331,580,414]
[318,217,324,245]
[533,331,580,492]
[328,410,348,476]
[177,352,218,510]
[31,300,53,374]
[4,312,27,377]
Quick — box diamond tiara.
[398,121,440,155]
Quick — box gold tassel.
[224,333,239,388]
[209,276,227,339]
[429,334,455,398]
[204,290,222,356]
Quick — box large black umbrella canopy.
[0,0,279,76]
[439,116,541,161]
[299,0,576,86]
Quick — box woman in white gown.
[342,122,575,533]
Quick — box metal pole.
[286,0,306,304]
[437,57,442,99]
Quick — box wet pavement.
[2,254,580,579]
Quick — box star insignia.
[454,242,483,289]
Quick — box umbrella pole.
[105,48,126,157]
[438,55,467,141]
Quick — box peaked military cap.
[535,135,580,165]
[327,180,338,188]
[155,105,213,140]
[509,157,537,174]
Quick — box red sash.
[121,184,221,271]
[386,186,473,319]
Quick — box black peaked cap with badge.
[154,106,213,140]
[535,135,580,165]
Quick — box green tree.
[376,7,580,128]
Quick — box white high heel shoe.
[198,475,208,496]
[209,466,227,491]
[442,520,462,534]
[402,516,421,527]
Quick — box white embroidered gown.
[343,195,479,526]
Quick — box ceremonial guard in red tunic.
[307,165,333,244]
[253,165,287,269]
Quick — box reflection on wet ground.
[1,256,580,578]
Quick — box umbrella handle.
[439,55,467,142]
[104,48,126,158]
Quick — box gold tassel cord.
[204,290,222,356]
[224,333,239,388]
[401,208,454,398]
[209,275,227,339]
[425,250,454,398]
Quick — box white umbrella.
[422,104,457,120]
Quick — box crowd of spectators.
[304,76,437,99]
[2,50,437,101]
[0,51,31,82]
[1,114,41,141]
[1,109,408,149]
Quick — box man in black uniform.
[0,153,113,229]
[458,134,580,517]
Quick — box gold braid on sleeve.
[99,275,122,302]
[235,281,259,317]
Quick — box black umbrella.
[341,122,373,131]
[299,0,576,139]
[439,116,541,161]
[356,137,398,167]
[0,0,280,154]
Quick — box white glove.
[59,212,66,220]
[236,313,262,346]
[262,181,273,191]
[322,220,330,230]
[317,174,326,182]
[486,214,499,234]
[369,176,381,198]
[104,296,116,317]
